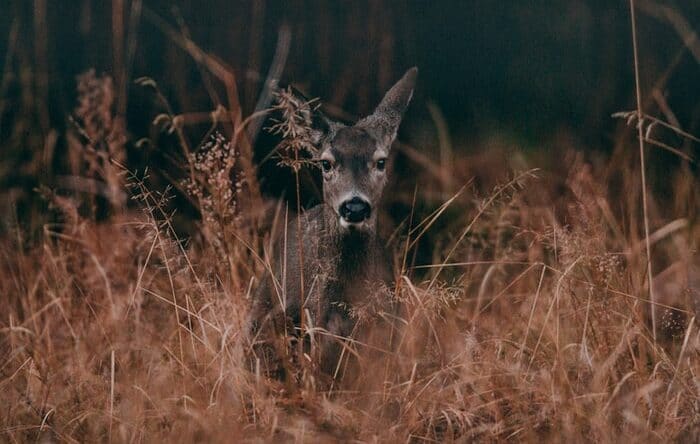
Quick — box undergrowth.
[2,3,700,442]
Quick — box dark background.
[1,0,699,216]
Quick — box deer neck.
[320,204,377,268]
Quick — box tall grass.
[2,3,700,443]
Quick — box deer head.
[307,67,417,233]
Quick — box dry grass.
[2,85,699,443]
[2,3,700,443]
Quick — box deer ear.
[289,86,338,146]
[309,110,335,146]
[359,67,417,147]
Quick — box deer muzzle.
[339,197,371,224]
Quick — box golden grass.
[2,125,699,441]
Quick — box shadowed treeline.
[2,1,699,156]
[2,0,699,232]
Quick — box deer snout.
[339,197,371,223]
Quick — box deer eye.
[376,158,387,171]
[320,159,333,172]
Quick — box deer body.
[251,68,417,378]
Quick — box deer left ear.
[359,67,417,147]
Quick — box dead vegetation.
[1,1,700,442]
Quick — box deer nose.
[339,197,371,223]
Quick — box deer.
[249,67,417,383]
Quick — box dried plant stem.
[630,0,657,343]
[109,349,115,443]
[112,0,124,110]
[637,0,700,64]
[155,219,186,386]
[293,152,307,376]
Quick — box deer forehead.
[322,127,384,164]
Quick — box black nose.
[339,197,371,223]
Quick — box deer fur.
[250,67,417,379]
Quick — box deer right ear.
[308,109,334,146]
[288,86,338,146]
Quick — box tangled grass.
[1,72,699,443]
[2,2,700,441]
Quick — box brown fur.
[250,68,417,380]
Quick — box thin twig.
[109,349,115,443]
[630,0,657,343]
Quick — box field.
[1,1,699,442]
